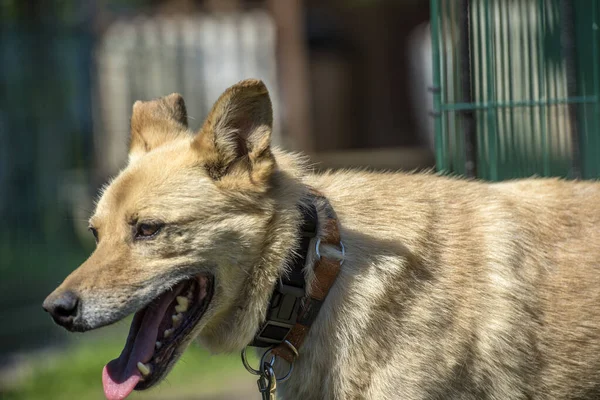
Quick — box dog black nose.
[43,290,80,327]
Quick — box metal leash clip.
[257,361,277,400]
[242,346,277,400]
[241,342,297,399]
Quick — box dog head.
[43,80,304,400]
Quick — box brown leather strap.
[271,189,342,363]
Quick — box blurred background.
[1,0,598,399]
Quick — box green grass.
[1,325,256,400]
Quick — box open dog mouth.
[102,274,214,400]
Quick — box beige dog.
[44,79,600,399]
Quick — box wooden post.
[268,0,313,152]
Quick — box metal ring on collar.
[315,238,345,265]
[282,339,299,358]
[260,348,295,382]
[241,346,274,376]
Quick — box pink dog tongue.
[102,366,141,400]
[101,288,181,400]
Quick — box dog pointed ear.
[129,93,189,161]
[193,79,275,188]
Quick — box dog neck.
[248,188,344,363]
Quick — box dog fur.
[45,79,600,399]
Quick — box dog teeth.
[155,341,162,350]
[175,296,189,313]
[174,305,186,313]
[172,313,183,327]
[164,328,173,338]
[137,362,151,377]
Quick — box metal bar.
[577,0,595,179]
[593,0,600,178]
[430,0,447,173]
[441,96,597,111]
[559,0,581,178]
[538,0,549,176]
[476,0,487,179]
[469,0,482,178]
[555,0,567,177]
[442,0,454,173]
[546,0,557,176]
[485,0,498,180]
[551,0,562,176]
[518,0,530,176]
[459,0,476,178]
[506,1,519,177]
[449,2,463,175]
[526,0,537,177]
[498,0,507,178]
[526,0,537,176]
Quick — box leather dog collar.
[249,188,343,364]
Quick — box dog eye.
[135,223,162,239]
[88,226,99,242]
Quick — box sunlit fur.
[47,80,600,399]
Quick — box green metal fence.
[430,0,600,180]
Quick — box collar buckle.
[251,281,304,346]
